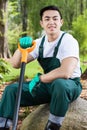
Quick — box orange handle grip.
[18,41,36,63]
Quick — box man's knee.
[4,83,18,95]
[52,79,67,91]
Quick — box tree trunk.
[0,0,11,58]
[81,68,87,80]
[20,97,87,130]
[20,0,28,37]
[0,0,4,58]
[80,0,83,14]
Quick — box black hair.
[40,5,62,20]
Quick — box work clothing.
[30,31,81,78]
[0,32,82,124]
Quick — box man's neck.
[47,32,61,42]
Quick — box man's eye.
[53,18,58,21]
[45,19,49,21]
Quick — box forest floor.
[0,79,87,129]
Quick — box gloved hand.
[29,73,41,96]
[19,36,33,49]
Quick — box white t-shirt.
[30,31,81,78]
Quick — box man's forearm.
[5,49,22,68]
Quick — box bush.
[72,10,87,56]
[0,59,11,84]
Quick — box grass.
[81,62,87,74]
[2,60,43,83]
[1,55,87,83]
[80,55,87,73]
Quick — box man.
[0,5,82,130]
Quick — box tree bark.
[20,97,87,130]
[0,0,11,58]
[20,0,28,37]
[0,0,4,58]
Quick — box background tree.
[0,0,11,58]
[0,0,87,58]
[19,0,28,36]
[72,9,87,57]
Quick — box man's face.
[40,10,63,36]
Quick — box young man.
[0,5,82,130]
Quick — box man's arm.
[40,57,78,83]
[5,49,34,68]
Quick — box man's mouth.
[48,26,55,30]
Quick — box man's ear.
[60,19,64,27]
[40,20,43,28]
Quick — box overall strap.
[39,36,45,58]
[53,32,66,57]
[39,32,66,58]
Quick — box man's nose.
[49,19,54,24]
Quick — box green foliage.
[6,1,20,54]
[8,1,20,24]
[0,59,11,74]
[72,10,87,56]
[0,74,3,80]
[1,60,43,83]
[0,59,11,84]
[7,25,21,54]
[27,0,87,37]
[4,0,87,64]
[7,0,87,45]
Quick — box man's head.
[39,5,63,39]
[40,5,62,20]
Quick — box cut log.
[20,97,87,130]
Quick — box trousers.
[0,78,82,119]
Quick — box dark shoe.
[45,120,61,130]
[0,128,9,130]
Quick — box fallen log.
[20,97,87,130]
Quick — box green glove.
[29,73,41,96]
[19,36,33,49]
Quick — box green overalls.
[0,33,82,120]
